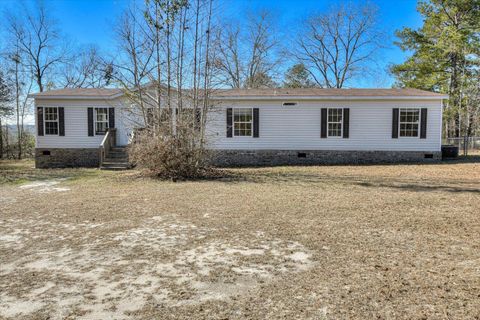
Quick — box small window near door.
[44,107,59,135]
[95,108,109,135]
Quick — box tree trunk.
[192,0,200,113]
[15,59,22,160]
[200,0,213,147]
[5,125,10,159]
[449,52,461,138]
[0,118,3,159]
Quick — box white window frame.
[327,108,343,137]
[94,107,109,135]
[399,108,420,138]
[43,107,59,136]
[233,108,253,137]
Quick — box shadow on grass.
[211,167,480,194]
[440,154,480,164]
[354,181,480,194]
[0,159,101,185]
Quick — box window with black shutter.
[343,108,349,138]
[95,108,109,135]
[226,108,233,138]
[44,107,59,135]
[320,108,327,138]
[327,108,343,137]
[58,107,65,136]
[420,108,427,139]
[37,107,44,136]
[399,108,420,137]
[87,108,94,136]
[253,108,259,138]
[392,108,399,139]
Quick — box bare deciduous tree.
[113,0,217,179]
[0,70,14,159]
[8,50,33,160]
[213,11,279,89]
[5,3,66,92]
[60,46,112,88]
[294,2,383,88]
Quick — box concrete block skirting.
[35,148,100,168]
[210,150,442,167]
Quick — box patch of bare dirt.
[0,181,313,319]
[1,161,479,319]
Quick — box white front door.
[116,107,130,146]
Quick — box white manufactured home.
[30,87,447,168]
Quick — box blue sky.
[0,0,423,88]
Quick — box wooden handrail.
[99,128,116,167]
[100,130,110,148]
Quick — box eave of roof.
[209,88,448,100]
[28,88,123,100]
[209,95,449,100]
[28,87,449,100]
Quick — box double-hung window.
[327,108,343,137]
[233,108,252,137]
[44,107,59,135]
[95,108,109,135]
[399,108,420,137]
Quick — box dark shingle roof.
[211,88,447,98]
[30,88,122,99]
[30,87,447,100]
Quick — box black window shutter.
[343,108,349,138]
[37,107,44,136]
[321,108,327,138]
[420,108,427,139]
[226,108,233,138]
[253,108,259,138]
[87,108,94,136]
[392,108,399,139]
[109,108,115,129]
[58,107,65,136]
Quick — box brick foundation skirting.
[35,148,100,168]
[35,148,441,168]
[210,150,442,167]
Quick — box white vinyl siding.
[206,100,442,152]
[37,106,103,148]
[35,97,443,152]
[35,99,136,148]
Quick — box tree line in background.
[0,0,479,163]
[391,0,480,138]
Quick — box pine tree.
[283,64,315,88]
[391,0,480,137]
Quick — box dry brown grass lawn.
[0,159,479,319]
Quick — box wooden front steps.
[100,147,131,170]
